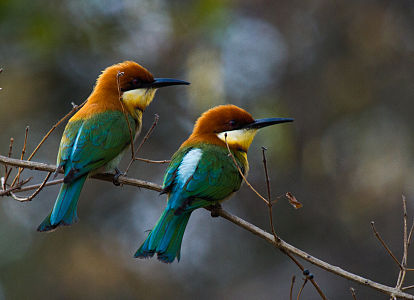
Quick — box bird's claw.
[209,203,222,218]
[113,168,125,186]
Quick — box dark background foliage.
[1,0,414,299]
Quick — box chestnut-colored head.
[184,104,293,152]
[89,61,189,120]
[96,61,155,93]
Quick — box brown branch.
[1,176,32,196]
[15,126,29,184]
[9,172,51,202]
[116,71,135,160]
[350,287,357,300]
[125,114,159,174]
[297,279,308,300]
[0,155,162,192]
[290,276,296,300]
[4,137,14,177]
[0,178,63,196]
[133,158,171,164]
[0,155,414,299]
[2,137,14,190]
[224,134,269,205]
[261,147,278,238]
[370,221,403,269]
[10,100,87,187]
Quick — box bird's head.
[94,61,189,118]
[189,105,293,152]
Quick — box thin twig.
[403,285,414,291]
[116,71,135,160]
[0,155,162,192]
[125,114,159,174]
[371,221,403,269]
[282,250,327,300]
[1,177,32,196]
[135,114,159,154]
[2,138,14,189]
[297,279,308,300]
[15,126,29,184]
[10,100,86,187]
[350,287,357,300]
[224,134,269,205]
[290,276,296,300]
[134,158,171,164]
[408,220,414,249]
[4,137,14,177]
[0,178,63,196]
[396,195,409,289]
[1,155,414,299]
[9,172,51,202]
[262,147,278,238]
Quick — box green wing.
[185,145,244,201]
[57,111,135,180]
[165,144,247,212]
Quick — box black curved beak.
[243,118,294,130]
[150,78,190,89]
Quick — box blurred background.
[1,0,414,299]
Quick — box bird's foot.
[208,203,222,218]
[113,168,125,186]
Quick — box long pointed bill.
[150,78,190,89]
[243,117,294,130]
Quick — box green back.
[57,110,136,179]
[162,143,248,211]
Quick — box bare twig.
[9,172,51,202]
[125,114,160,174]
[133,158,171,164]
[224,134,269,205]
[371,221,403,269]
[15,126,29,184]
[297,279,308,300]
[0,178,63,196]
[1,155,414,299]
[10,100,87,187]
[403,285,414,291]
[116,71,135,160]
[290,276,296,300]
[350,287,357,300]
[396,195,411,290]
[2,138,14,189]
[262,147,278,238]
[4,137,14,176]
[408,220,414,249]
[0,155,162,192]
[1,177,32,196]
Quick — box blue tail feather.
[135,209,191,263]
[37,175,87,232]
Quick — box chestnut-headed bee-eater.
[135,104,293,263]
[37,61,189,232]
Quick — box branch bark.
[0,154,413,299]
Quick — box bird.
[37,61,189,232]
[135,104,293,263]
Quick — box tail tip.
[134,249,155,259]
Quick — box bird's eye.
[132,78,141,87]
[229,120,236,127]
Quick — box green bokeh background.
[1,0,414,299]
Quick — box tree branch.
[0,154,413,299]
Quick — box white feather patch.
[177,148,203,186]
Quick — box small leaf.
[286,192,302,209]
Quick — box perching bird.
[37,61,189,232]
[135,104,293,263]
